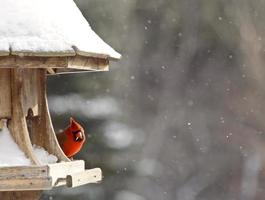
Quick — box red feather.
[57,118,86,158]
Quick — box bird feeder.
[0,0,120,199]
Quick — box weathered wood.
[53,56,109,74]
[9,69,40,165]
[0,166,50,192]
[48,160,85,186]
[0,191,42,200]
[0,161,99,190]
[68,55,109,70]
[0,166,48,179]
[28,70,70,162]
[0,177,52,191]
[66,168,102,188]
[20,69,39,116]
[0,57,106,199]
[0,161,101,195]
[0,56,68,68]
[4,68,68,163]
[0,56,109,74]
[0,69,11,118]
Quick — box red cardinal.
[57,117,86,158]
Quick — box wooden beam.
[53,68,109,74]
[53,56,109,74]
[0,177,52,191]
[0,56,109,70]
[68,55,109,70]
[66,168,102,188]
[0,166,48,179]
[0,165,51,192]
[0,56,68,68]
[0,56,110,73]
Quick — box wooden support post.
[0,69,11,118]
[28,69,69,162]
[9,68,40,165]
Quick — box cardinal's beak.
[75,132,83,141]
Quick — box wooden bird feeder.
[0,0,120,199]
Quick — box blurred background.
[41,0,265,199]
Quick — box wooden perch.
[66,168,102,187]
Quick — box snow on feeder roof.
[0,0,121,73]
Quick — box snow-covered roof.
[0,0,121,60]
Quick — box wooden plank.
[0,177,52,191]
[0,56,68,68]
[0,69,11,118]
[0,166,48,179]
[53,56,109,74]
[66,168,102,188]
[53,67,109,74]
[67,56,109,71]
[0,56,110,73]
[0,191,42,200]
[48,160,85,186]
